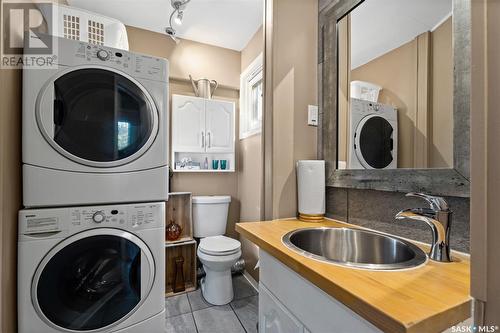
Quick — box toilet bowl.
[197,236,241,305]
[192,196,241,305]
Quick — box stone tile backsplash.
[326,187,470,253]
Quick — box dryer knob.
[92,211,106,223]
[97,49,110,61]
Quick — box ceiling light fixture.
[165,0,190,42]
[174,10,183,25]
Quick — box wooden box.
[166,192,193,244]
[165,240,197,297]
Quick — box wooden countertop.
[236,219,471,333]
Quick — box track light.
[165,0,190,41]
[174,10,183,25]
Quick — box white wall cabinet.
[172,95,235,172]
[172,95,206,153]
[205,99,234,153]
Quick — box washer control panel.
[19,202,165,237]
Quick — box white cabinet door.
[172,95,206,152]
[205,99,234,153]
[259,284,305,333]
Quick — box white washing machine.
[18,202,165,333]
[348,98,398,169]
[23,35,169,207]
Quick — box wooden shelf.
[166,236,193,245]
[165,240,197,297]
[166,192,193,242]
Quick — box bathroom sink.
[282,227,427,270]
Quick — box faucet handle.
[405,192,449,212]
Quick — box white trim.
[240,53,264,140]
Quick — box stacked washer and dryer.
[19,35,169,333]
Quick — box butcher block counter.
[236,219,471,333]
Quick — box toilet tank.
[192,196,231,237]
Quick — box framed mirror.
[318,0,470,197]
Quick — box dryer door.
[32,229,155,332]
[36,66,159,168]
[354,114,395,169]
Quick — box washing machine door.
[354,114,395,169]
[36,66,159,168]
[32,229,155,332]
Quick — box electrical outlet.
[308,105,318,126]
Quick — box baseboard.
[242,271,259,292]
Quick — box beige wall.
[238,26,264,280]
[471,0,500,324]
[127,26,241,89]
[347,18,453,169]
[270,0,318,218]
[0,66,22,333]
[241,26,263,71]
[430,17,453,168]
[127,26,242,238]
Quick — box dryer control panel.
[350,98,397,121]
[19,202,165,238]
[55,35,168,82]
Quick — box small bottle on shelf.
[204,157,209,170]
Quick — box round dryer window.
[36,67,159,167]
[32,229,155,332]
[354,115,395,169]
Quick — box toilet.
[193,196,241,305]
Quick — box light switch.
[308,105,318,126]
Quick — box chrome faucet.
[395,192,452,262]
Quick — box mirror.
[319,0,470,197]
[336,0,453,170]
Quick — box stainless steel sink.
[282,227,427,270]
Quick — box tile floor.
[165,274,259,333]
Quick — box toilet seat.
[199,236,241,256]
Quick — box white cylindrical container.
[296,160,325,222]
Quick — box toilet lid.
[199,236,241,256]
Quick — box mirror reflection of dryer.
[348,98,398,169]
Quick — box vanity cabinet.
[172,95,235,172]
[259,250,382,333]
[259,284,309,333]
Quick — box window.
[240,53,263,139]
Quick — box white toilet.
[192,196,241,305]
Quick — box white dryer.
[348,98,398,169]
[23,36,169,207]
[18,202,165,333]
